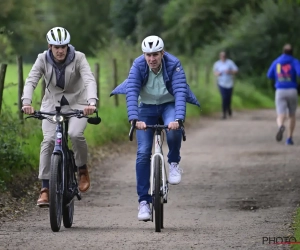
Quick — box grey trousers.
[38,109,88,180]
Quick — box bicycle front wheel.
[49,154,63,232]
[63,152,75,228]
[154,156,162,232]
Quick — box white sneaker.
[138,201,151,221]
[168,162,182,185]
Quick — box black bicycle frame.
[52,107,70,195]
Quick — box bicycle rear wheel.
[49,154,63,232]
[63,151,75,228]
[154,156,162,232]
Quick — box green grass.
[0,47,274,189]
[292,209,300,249]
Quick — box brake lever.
[25,115,35,119]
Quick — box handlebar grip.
[182,129,186,141]
[129,120,137,141]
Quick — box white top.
[213,59,238,88]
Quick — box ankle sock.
[42,179,49,189]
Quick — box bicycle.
[129,118,186,232]
[25,106,101,232]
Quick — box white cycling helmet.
[46,27,71,45]
[141,35,164,53]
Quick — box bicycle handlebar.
[25,110,84,120]
[24,109,101,125]
[129,120,186,142]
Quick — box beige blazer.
[22,51,98,111]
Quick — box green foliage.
[48,0,111,56]
[135,0,168,41]
[0,0,47,62]
[0,27,14,62]
[110,0,141,43]
[162,0,261,55]
[0,110,30,189]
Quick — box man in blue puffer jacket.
[111,35,200,221]
[267,44,300,145]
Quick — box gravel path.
[0,109,299,250]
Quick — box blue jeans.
[218,85,233,116]
[136,102,182,203]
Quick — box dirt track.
[0,109,300,250]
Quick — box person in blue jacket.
[111,35,200,221]
[267,44,300,145]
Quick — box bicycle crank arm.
[76,191,82,201]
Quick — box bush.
[0,109,30,189]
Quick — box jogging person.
[110,35,200,221]
[267,44,300,145]
[21,27,98,206]
[213,51,238,119]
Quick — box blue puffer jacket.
[110,52,200,121]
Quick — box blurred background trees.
[1,0,300,82]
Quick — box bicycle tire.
[154,156,162,232]
[161,202,164,229]
[63,199,74,228]
[63,151,75,228]
[49,154,63,232]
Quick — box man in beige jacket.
[22,27,98,207]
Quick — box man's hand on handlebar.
[131,120,146,130]
[168,121,179,130]
[84,105,96,116]
[131,120,182,130]
[22,105,34,115]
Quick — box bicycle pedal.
[37,204,49,209]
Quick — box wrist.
[22,98,32,106]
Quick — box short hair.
[283,43,293,54]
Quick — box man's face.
[144,51,164,70]
[219,52,226,61]
[50,45,68,62]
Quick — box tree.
[49,0,111,56]
[162,0,261,55]
[110,0,141,43]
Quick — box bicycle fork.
[150,134,169,204]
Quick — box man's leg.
[227,87,233,116]
[37,119,56,206]
[275,90,287,142]
[68,116,89,192]
[286,89,298,144]
[136,103,158,221]
[136,103,158,204]
[218,85,227,119]
[162,103,182,185]
[288,115,296,138]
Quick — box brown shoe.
[37,188,49,207]
[78,168,90,193]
